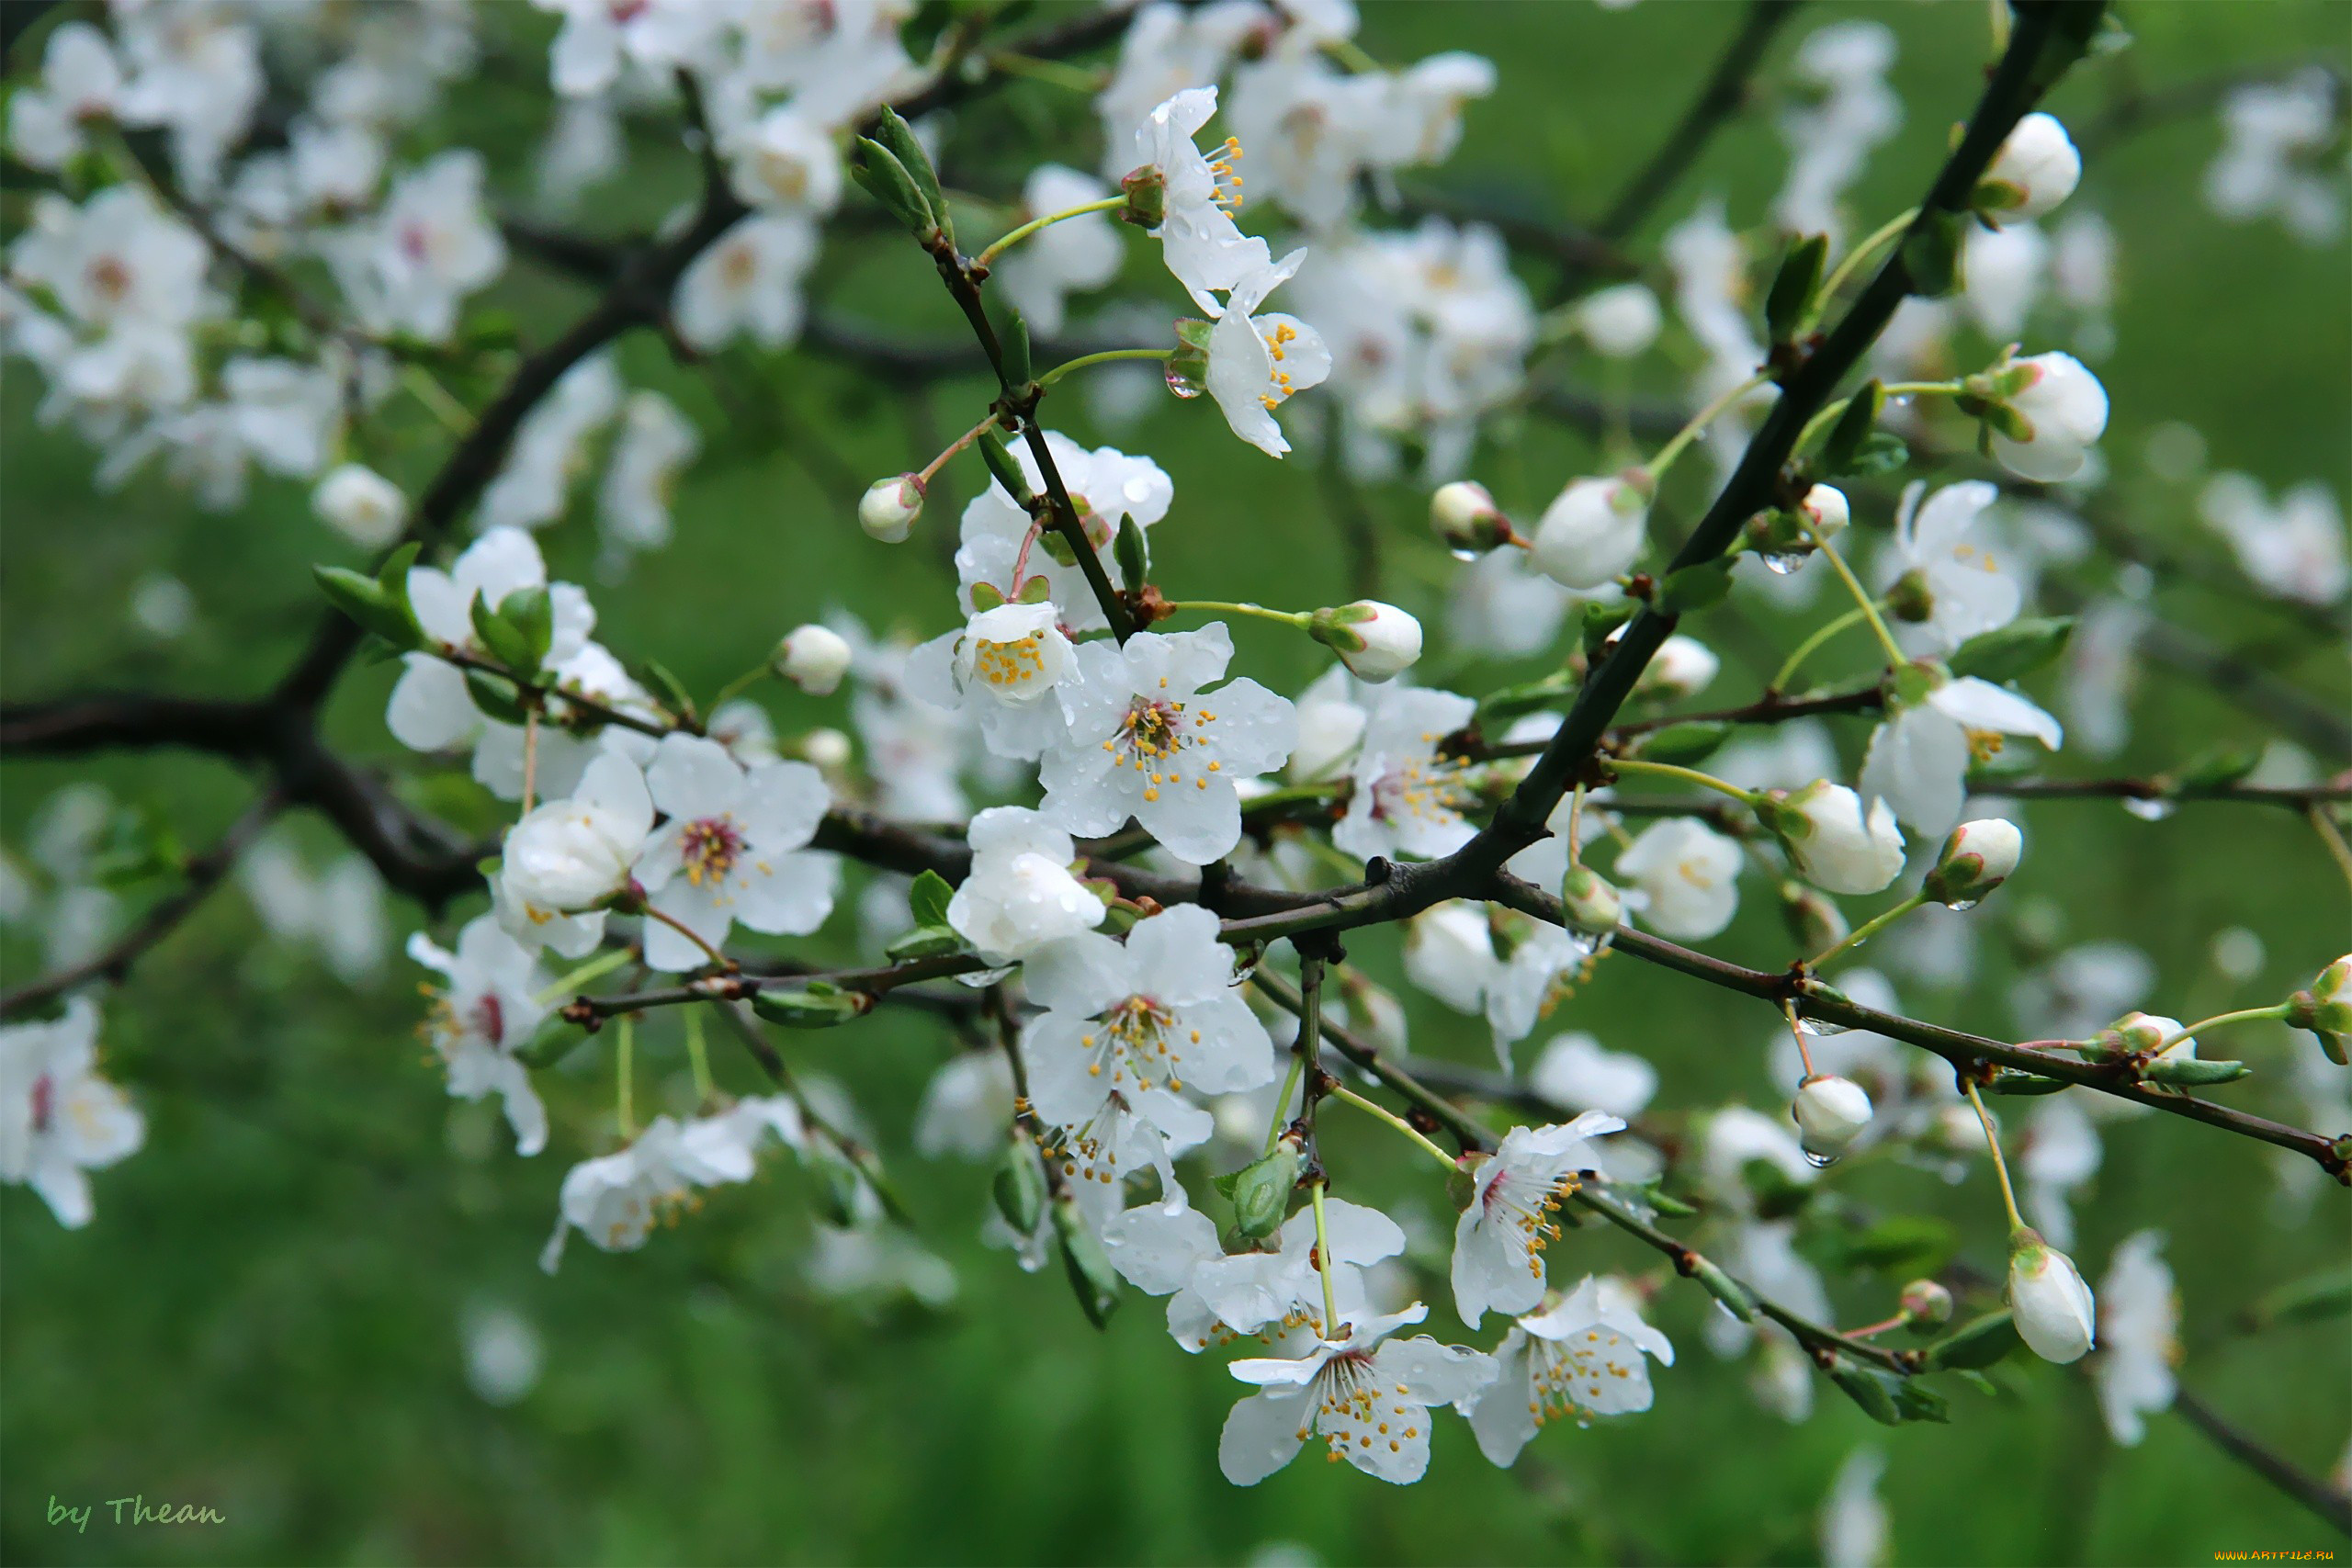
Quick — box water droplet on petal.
[1801,1148,1841,1169]
[1449,547,1482,563]
[1797,1014,1851,1037]
[1941,897,1980,911]
[1164,366,1203,400]
[1760,549,1811,576]
[2122,797,2175,822]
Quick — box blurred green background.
[4,3,2347,1563]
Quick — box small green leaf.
[992,1135,1046,1235]
[497,585,553,671]
[1053,1194,1122,1327]
[1826,1359,1902,1426]
[463,668,532,725]
[469,591,538,675]
[1816,380,1885,475]
[1634,720,1732,767]
[1924,1311,2019,1371]
[1950,616,2075,682]
[884,923,966,962]
[1901,208,1966,299]
[850,138,935,236]
[909,868,956,928]
[1114,515,1148,593]
[872,107,948,244]
[313,564,424,649]
[997,301,1034,389]
[1766,231,1827,344]
[977,427,1031,505]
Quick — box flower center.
[971,630,1049,694]
[720,242,759,288]
[1304,1353,1421,1462]
[1526,1330,1626,1429]
[28,1073,54,1134]
[471,992,506,1047]
[1079,994,1198,1093]
[1482,1167,1579,1278]
[1368,734,1470,827]
[86,254,130,302]
[1104,694,1225,804]
[678,816,746,886]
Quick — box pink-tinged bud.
[1900,1278,1953,1325]
[2288,953,2352,1064]
[1975,113,2082,222]
[1559,863,1623,936]
[1924,818,2022,908]
[2007,1228,2097,1364]
[1430,480,1514,554]
[859,474,925,542]
[1988,353,2108,482]
[1800,482,1849,539]
[1308,601,1421,682]
[775,624,853,695]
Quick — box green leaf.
[909,869,956,928]
[1830,1214,1957,1277]
[2142,1055,2250,1087]
[849,138,935,236]
[1839,430,1911,479]
[1766,231,1827,344]
[1901,208,1966,299]
[496,585,553,671]
[1826,1359,1902,1426]
[463,669,533,725]
[884,923,966,962]
[2245,1264,2352,1330]
[750,987,872,1028]
[469,591,539,675]
[1114,515,1148,593]
[1950,616,2075,682]
[997,301,1034,389]
[1816,380,1885,475]
[1689,1256,1758,1322]
[872,107,947,244]
[992,1136,1046,1235]
[1052,1194,1122,1327]
[312,564,424,650]
[1634,720,1731,767]
[637,658,695,724]
[977,427,1031,505]
[1924,1311,2019,1371]
[1657,559,1734,615]
[1892,1377,1951,1424]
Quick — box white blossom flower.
[323,151,506,344]
[1096,3,1269,181]
[1860,672,2062,834]
[1333,686,1477,863]
[1222,37,1386,232]
[312,462,407,548]
[945,807,1105,964]
[2020,1095,2103,1250]
[1979,112,2081,222]
[7,21,122,171]
[1530,1033,1658,1120]
[1574,282,1663,359]
[1774,20,1901,244]
[409,916,550,1156]
[906,601,1084,761]
[539,1096,805,1269]
[1614,818,1744,939]
[598,390,699,558]
[954,431,1172,634]
[1464,1275,1673,1465]
[1402,902,1504,1018]
[479,353,624,531]
[1445,546,1588,660]
[1286,664,1372,784]
[1990,353,2109,483]
[912,1051,1016,1162]
[1043,624,1296,863]
[497,749,655,956]
[384,526,596,761]
[1219,1303,1498,1485]
[2198,471,2349,606]
[1206,250,1331,458]
[1530,473,1648,591]
[995,164,1125,337]
[1820,1448,1891,1568]
[673,212,819,352]
[1638,634,1719,702]
[2008,1228,2097,1364]
[2094,1229,2178,1445]
[1116,1194,1407,1351]
[533,0,725,97]
[113,0,263,194]
[1453,1111,1625,1326]
[1960,220,2050,343]
[1134,85,1274,312]
[2204,68,2344,243]
[9,185,211,333]
[1882,480,2019,653]
[723,103,843,213]
[1769,781,1905,896]
[632,733,836,972]
[0,998,143,1229]
[1022,903,1274,1163]
[237,837,388,987]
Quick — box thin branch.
[2172,1386,2352,1539]
[0,791,286,1019]
[1594,0,1804,243]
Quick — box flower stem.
[973,196,1126,269]
[984,51,1105,94]
[1035,346,1175,388]
[1566,784,1587,869]
[1309,1178,1342,1339]
[917,412,1005,486]
[1164,599,1312,628]
[1814,208,1918,312]
[616,1012,638,1138]
[1770,604,1874,693]
[1641,371,1774,484]
[1324,1081,1459,1173]
[1607,756,1760,805]
[1809,891,1928,971]
[1781,999,1817,1079]
[1962,1077,2025,1232]
[707,659,774,715]
[535,944,638,1007]
[684,1004,715,1107]
[641,905,734,970]
[1802,513,1908,668]
[1265,1051,1305,1158]
[2154,1004,2291,1055]
[2309,805,2352,896]
[519,707,542,816]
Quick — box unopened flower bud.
[1800,482,1849,538]
[1531,473,1648,591]
[311,462,408,547]
[1225,1137,1302,1239]
[2287,953,2352,1065]
[1573,282,1663,359]
[775,623,853,695]
[1974,112,2081,223]
[1117,163,1167,228]
[2095,1010,2187,1058]
[1923,817,2022,908]
[1637,634,1720,701]
[1051,1192,1122,1327]
[1983,352,2109,482]
[1900,1278,1953,1326]
[1792,1074,1874,1162]
[1430,479,1514,554]
[1559,863,1623,936]
[2007,1228,2097,1363]
[1779,880,1849,953]
[1762,781,1906,896]
[859,473,925,542]
[1308,601,1421,682]
[799,727,853,772]
[992,1133,1046,1235]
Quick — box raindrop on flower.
[2122,797,2176,822]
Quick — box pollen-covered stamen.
[1366,731,1474,827]
[1964,728,2007,763]
[1482,1168,1581,1279]
[1080,994,1195,1093]
[1036,1100,1134,1188]
[1103,694,1219,802]
[1257,321,1303,412]
[971,630,1051,694]
[1207,135,1246,211]
[678,816,747,886]
[1524,1330,1628,1429]
[1301,1352,1421,1461]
